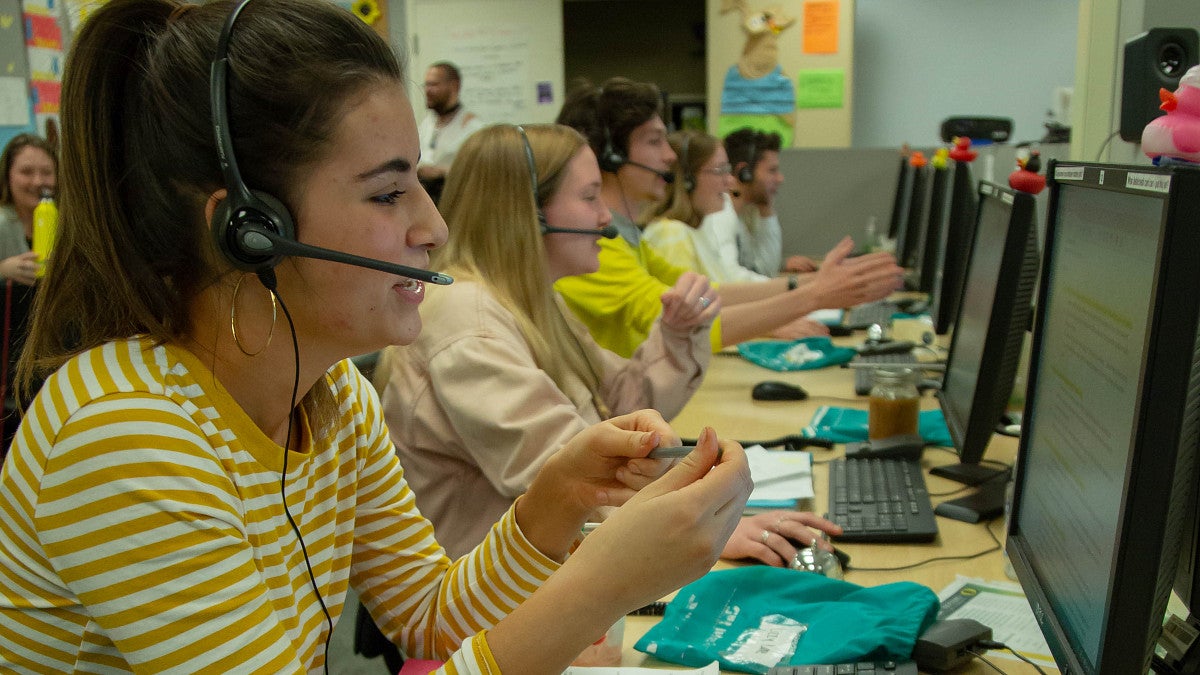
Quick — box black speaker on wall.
[1120,27,1199,142]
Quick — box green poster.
[796,69,844,109]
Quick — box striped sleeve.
[346,371,560,668]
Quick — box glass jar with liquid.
[868,368,920,440]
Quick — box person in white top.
[724,127,820,275]
[698,193,770,283]
[417,61,485,197]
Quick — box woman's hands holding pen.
[558,427,752,612]
[519,409,689,560]
[489,427,750,673]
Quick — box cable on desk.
[929,469,1010,497]
[847,523,1002,572]
[807,395,875,405]
[966,649,1010,674]
[972,642,1050,675]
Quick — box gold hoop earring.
[230,274,277,356]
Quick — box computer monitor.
[917,162,950,294]
[886,153,913,240]
[896,163,930,273]
[1007,161,1200,674]
[930,160,977,335]
[931,182,1038,523]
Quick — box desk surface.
[619,351,1052,674]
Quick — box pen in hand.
[646,445,695,459]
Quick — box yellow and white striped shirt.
[0,337,558,673]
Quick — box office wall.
[403,0,564,125]
[852,0,1079,149]
[1076,0,1198,165]
[774,143,1071,259]
[707,0,856,148]
[563,0,706,102]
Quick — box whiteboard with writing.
[407,0,562,126]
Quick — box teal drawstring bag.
[635,567,939,673]
[737,338,858,371]
[801,405,953,447]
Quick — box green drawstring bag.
[737,338,858,371]
[801,405,954,447]
[635,567,939,674]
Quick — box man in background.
[417,61,484,203]
[724,128,819,275]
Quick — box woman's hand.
[519,410,683,560]
[721,511,844,567]
[487,429,751,673]
[560,427,752,611]
[660,271,720,332]
[0,251,40,286]
[803,237,903,310]
[767,317,830,341]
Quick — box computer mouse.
[790,546,844,579]
[752,380,808,401]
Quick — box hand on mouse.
[721,511,843,567]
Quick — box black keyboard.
[769,661,918,675]
[852,352,919,395]
[826,457,938,543]
[843,301,901,330]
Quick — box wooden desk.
[618,352,1053,674]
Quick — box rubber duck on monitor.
[1144,64,1200,166]
[1008,151,1046,195]
[948,136,977,163]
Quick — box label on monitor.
[1126,172,1172,194]
[1054,166,1086,181]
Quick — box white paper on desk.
[746,445,814,505]
[807,308,844,325]
[937,576,1055,667]
[562,662,720,675]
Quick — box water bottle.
[32,188,57,278]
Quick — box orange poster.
[803,0,838,55]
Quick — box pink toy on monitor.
[1144,64,1200,165]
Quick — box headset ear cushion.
[737,164,754,184]
[211,189,297,272]
[599,146,626,173]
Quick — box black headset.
[737,133,758,184]
[209,0,451,285]
[679,132,695,193]
[597,124,627,173]
[518,125,617,239]
[210,0,294,275]
[516,125,548,226]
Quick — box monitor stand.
[930,464,1012,524]
[930,463,1009,485]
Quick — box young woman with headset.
[376,124,721,561]
[377,122,845,577]
[0,0,751,672]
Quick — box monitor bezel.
[918,163,951,294]
[931,160,978,335]
[1007,161,1200,674]
[935,181,1037,469]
